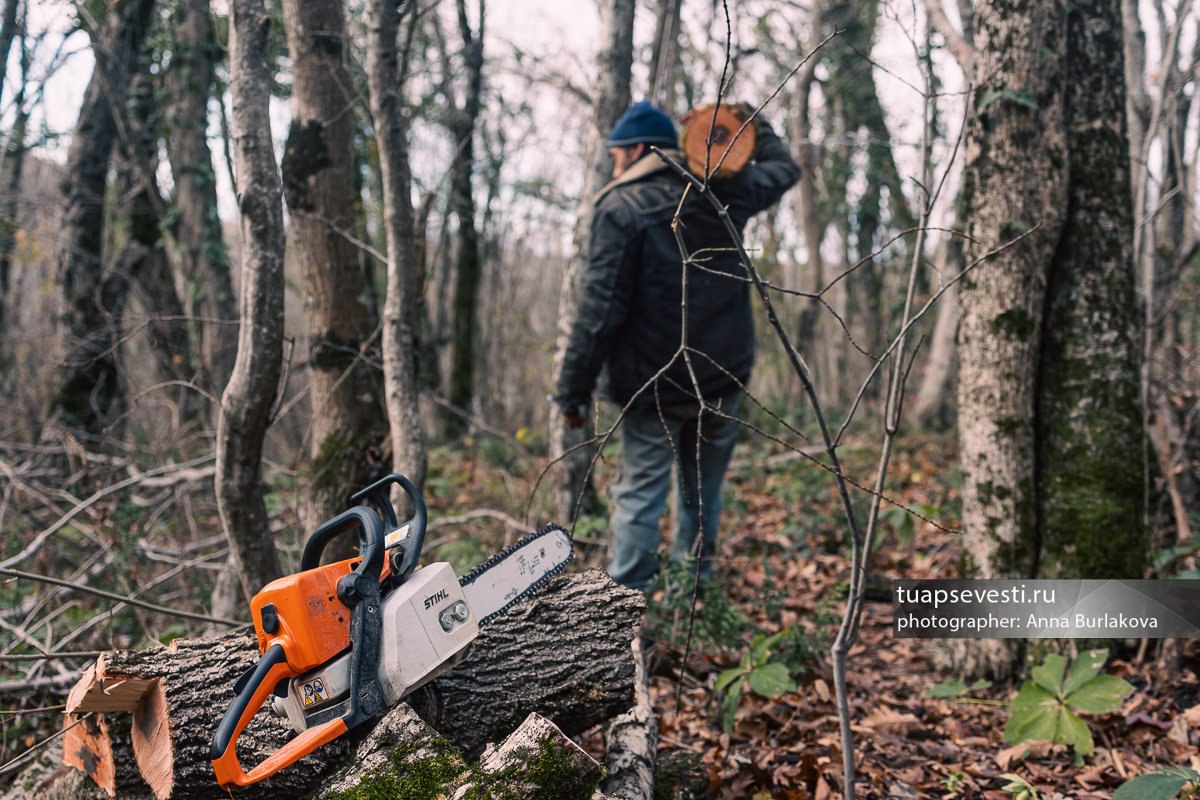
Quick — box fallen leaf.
[995,739,1056,770]
[861,707,922,736]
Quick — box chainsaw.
[210,473,573,788]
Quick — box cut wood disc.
[679,103,757,180]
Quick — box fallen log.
[45,569,643,799]
[601,637,656,800]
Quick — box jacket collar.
[595,148,684,203]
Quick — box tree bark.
[279,0,390,533]
[52,571,642,799]
[50,0,156,438]
[216,0,286,598]
[0,0,20,115]
[1036,0,1146,578]
[443,0,485,440]
[956,0,1147,673]
[958,0,1068,584]
[164,0,237,398]
[548,0,634,523]
[364,0,427,488]
[647,0,681,114]
[0,20,28,340]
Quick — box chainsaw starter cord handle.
[350,473,427,581]
[299,505,385,578]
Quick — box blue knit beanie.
[607,101,677,148]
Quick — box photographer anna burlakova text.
[892,580,1200,638]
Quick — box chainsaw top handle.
[299,499,388,581]
[349,473,427,581]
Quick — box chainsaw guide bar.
[459,523,574,626]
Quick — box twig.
[0,567,248,628]
[0,453,216,570]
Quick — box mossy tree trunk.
[1036,0,1145,577]
[957,0,1147,658]
[280,0,390,534]
[164,0,238,400]
[50,0,156,439]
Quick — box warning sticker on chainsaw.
[302,678,327,707]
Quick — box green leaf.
[714,667,746,694]
[1009,683,1057,715]
[746,662,796,697]
[1055,706,1094,754]
[970,679,993,691]
[721,683,742,735]
[1065,674,1134,714]
[925,677,968,698]
[750,630,791,664]
[1062,649,1108,697]
[1112,773,1191,800]
[1004,686,1060,744]
[1031,654,1067,697]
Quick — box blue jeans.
[608,391,743,590]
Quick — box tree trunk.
[51,571,642,799]
[647,0,681,114]
[443,0,484,440]
[958,0,1068,584]
[365,0,427,488]
[0,22,28,340]
[956,0,1147,673]
[216,0,286,599]
[279,0,390,533]
[910,231,963,428]
[1036,0,1145,578]
[548,0,634,523]
[50,0,156,438]
[164,0,237,397]
[0,0,20,115]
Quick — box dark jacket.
[555,121,801,412]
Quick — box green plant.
[1114,767,1200,800]
[1003,648,1134,758]
[1001,773,1040,800]
[944,769,965,792]
[713,630,798,734]
[645,559,751,657]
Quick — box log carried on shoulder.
[44,570,643,800]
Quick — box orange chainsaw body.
[248,553,392,668]
[211,477,420,790]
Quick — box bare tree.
[0,8,28,337]
[365,0,427,487]
[548,0,635,523]
[50,0,156,438]
[164,0,237,395]
[280,0,389,529]
[439,0,485,439]
[216,0,286,597]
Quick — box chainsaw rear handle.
[348,473,427,581]
[209,644,351,787]
[299,504,386,580]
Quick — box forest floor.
[1,431,1197,798]
[417,430,1200,798]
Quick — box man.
[555,100,801,590]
